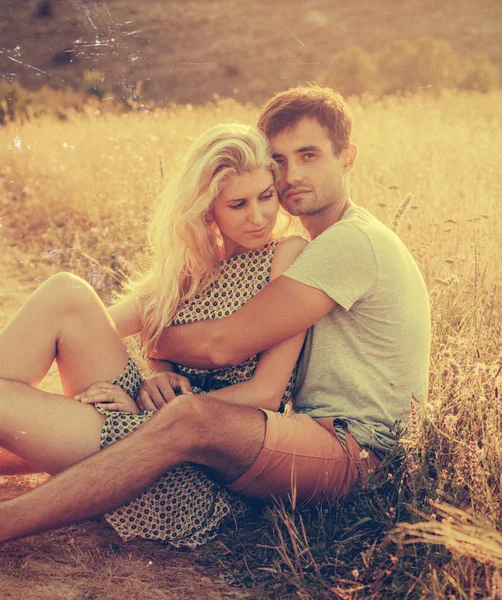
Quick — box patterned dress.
[98,241,295,548]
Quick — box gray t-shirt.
[283,203,430,453]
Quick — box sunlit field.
[1,90,501,599]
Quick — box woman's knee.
[40,272,101,317]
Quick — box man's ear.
[341,143,357,174]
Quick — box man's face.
[269,117,352,217]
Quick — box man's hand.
[137,372,193,412]
[75,383,141,415]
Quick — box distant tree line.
[1,36,500,125]
[0,71,148,125]
[320,36,499,96]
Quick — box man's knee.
[155,394,261,444]
[155,395,266,475]
[157,394,216,431]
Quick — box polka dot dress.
[97,242,296,548]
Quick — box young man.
[0,86,430,542]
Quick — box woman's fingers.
[74,387,98,400]
[96,403,126,412]
[74,382,116,400]
[78,391,116,404]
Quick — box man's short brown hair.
[257,85,353,156]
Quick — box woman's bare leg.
[0,271,129,396]
[0,379,106,474]
[0,271,132,472]
[0,447,40,475]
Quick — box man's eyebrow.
[272,145,323,158]
[296,145,322,153]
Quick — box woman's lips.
[246,225,268,235]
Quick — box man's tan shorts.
[227,410,380,506]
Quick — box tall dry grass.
[0,89,501,598]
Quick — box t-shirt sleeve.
[283,223,378,310]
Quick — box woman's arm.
[107,296,143,338]
[200,236,308,411]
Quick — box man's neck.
[301,197,351,240]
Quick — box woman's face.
[211,167,279,257]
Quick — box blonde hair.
[130,123,290,354]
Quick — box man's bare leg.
[0,395,266,543]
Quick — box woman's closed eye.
[229,192,274,210]
[260,192,275,201]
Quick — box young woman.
[0,123,307,547]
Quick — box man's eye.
[303,153,316,160]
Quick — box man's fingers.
[138,389,159,412]
[145,384,168,409]
[156,380,177,401]
[177,378,193,395]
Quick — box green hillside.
[1,0,501,104]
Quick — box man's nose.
[283,162,303,187]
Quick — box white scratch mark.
[283,27,306,47]
[7,56,48,74]
[103,1,112,20]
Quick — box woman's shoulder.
[275,235,309,253]
[270,236,309,280]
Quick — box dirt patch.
[0,255,253,600]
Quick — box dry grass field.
[0,89,501,598]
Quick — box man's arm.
[151,276,336,368]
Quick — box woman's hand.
[137,371,193,412]
[75,383,141,415]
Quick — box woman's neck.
[221,238,273,260]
